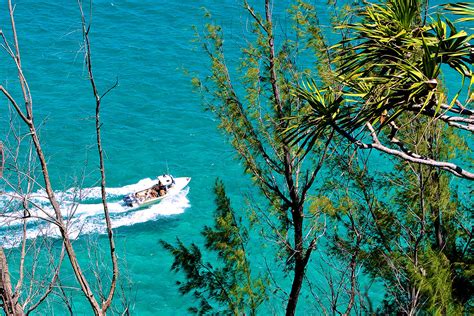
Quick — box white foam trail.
[0,179,191,248]
[0,178,158,207]
[69,178,158,200]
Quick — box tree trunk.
[286,207,307,316]
[0,247,24,316]
[0,142,4,178]
[286,259,306,316]
[432,171,445,250]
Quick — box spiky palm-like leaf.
[444,2,474,23]
[288,0,473,152]
[285,81,351,148]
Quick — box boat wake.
[0,178,191,248]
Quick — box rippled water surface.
[0,1,284,314]
[0,0,458,314]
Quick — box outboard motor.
[123,194,138,207]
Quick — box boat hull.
[123,177,191,208]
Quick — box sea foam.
[0,178,190,248]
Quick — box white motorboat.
[122,174,191,208]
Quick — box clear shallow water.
[0,0,464,315]
[0,1,275,314]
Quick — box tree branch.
[0,86,30,124]
[78,0,118,312]
[365,123,474,179]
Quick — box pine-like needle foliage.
[161,180,267,315]
[321,117,473,314]
[192,2,335,314]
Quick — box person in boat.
[152,181,167,197]
[159,181,167,196]
[158,185,166,196]
[149,189,158,198]
[153,182,161,189]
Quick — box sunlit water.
[0,0,463,314]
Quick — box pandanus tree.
[288,0,473,179]
[286,0,473,314]
[164,0,472,314]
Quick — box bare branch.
[78,0,118,312]
[100,77,119,100]
[334,122,474,180]
[1,1,108,313]
[0,142,3,178]
[0,86,30,124]
[25,245,66,315]
[410,104,474,133]
[0,247,24,315]
[243,1,268,34]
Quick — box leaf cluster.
[289,0,473,152]
[321,120,473,313]
[161,180,267,315]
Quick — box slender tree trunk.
[286,259,306,316]
[262,0,313,312]
[0,142,4,178]
[4,2,102,310]
[286,207,306,316]
[432,171,445,250]
[0,247,24,316]
[2,1,116,314]
[29,126,102,313]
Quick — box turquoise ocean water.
[0,0,464,315]
[0,1,300,314]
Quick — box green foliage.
[408,248,461,315]
[285,8,474,312]
[161,180,267,315]
[180,1,473,314]
[190,3,340,314]
[320,116,473,314]
[289,0,473,152]
[195,0,335,268]
[196,2,331,201]
[444,2,474,23]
